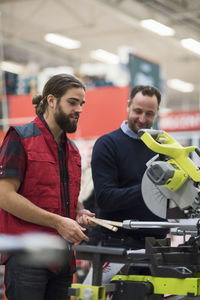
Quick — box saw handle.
[195,148,200,157]
[138,129,163,139]
[138,129,200,182]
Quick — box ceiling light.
[0,61,24,74]
[44,33,81,49]
[167,79,194,93]
[90,49,120,64]
[181,38,200,55]
[140,19,175,36]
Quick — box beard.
[54,103,79,133]
[128,118,151,134]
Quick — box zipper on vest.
[65,166,70,218]
[57,144,70,217]
[65,144,70,218]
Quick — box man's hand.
[55,216,89,243]
[76,209,96,227]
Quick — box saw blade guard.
[138,129,200,182]
[146,160,188,192]
[139,129,200,218]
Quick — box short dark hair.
[129,85,161,106]
[32,74,85,115]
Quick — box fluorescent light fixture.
[140,19,175,36]
[0,61,24,74]
[44,33,81,49]
[90,49,120,64]
[167,78,194,93]
[181,38,200,55]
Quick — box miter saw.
[138,129,200,221]
[69,130,200,300]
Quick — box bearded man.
[0,74,94,300]
[91,85,169,249]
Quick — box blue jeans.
[4,255,73,300]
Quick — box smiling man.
[127,86,159,134]
[91,85,168,251]
[0,74,94,300]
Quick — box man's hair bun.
[32,94,43,105]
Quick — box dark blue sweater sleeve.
[91,134,142,213]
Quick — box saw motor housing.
[146,159,188,192]
[139,129,200,219]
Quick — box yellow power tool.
[138,129,200,219]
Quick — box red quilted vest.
[0,116,81,235]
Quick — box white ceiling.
[0,0,200,111]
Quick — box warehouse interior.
[1,1,200,299]
[0,0,200,111]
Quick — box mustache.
[70,113,79,119]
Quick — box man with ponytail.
[0,74,94,300]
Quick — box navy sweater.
[91,128,168,240]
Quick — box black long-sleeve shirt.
[91,127,168,242]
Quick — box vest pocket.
[27,151,56,163]
[23,152,59,208]
[27,152,56,183]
